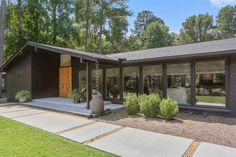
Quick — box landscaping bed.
[98,109,236,148]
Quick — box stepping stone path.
[60,122,121,143]
[193,142,236,157]
[88,127,193,157]
[1,104,236,157]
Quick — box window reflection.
[195,60,225,106]
[143,65,163,97]
[106,68,120,99]
[167,63,191,104]
[123,67,139,98]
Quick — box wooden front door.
[59,67,72,97]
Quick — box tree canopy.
[2,2,236,60]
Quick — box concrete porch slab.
[60,122,121,143]
[23,97,123,117]
[14,112,93,133]
[0,105,30,113]
[0,108,47,118]
[193,142,236,157]
[88,127,193,157]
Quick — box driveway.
[1,104,236,157]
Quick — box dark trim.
[139,65,144,95]
[86,62,91,109]
[119,66,124,101]
[162,64,167,98]
[72,57,79,90]
[191,62,196,106]
[225,57,230,109]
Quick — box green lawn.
[0,116,116,157]
[196,96,225,104]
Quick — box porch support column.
[119,66,124,101]
[86,62,91,109]
[139,65,144,95]
[190,62,196,105]
[163,64,167,98]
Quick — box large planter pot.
[19,97,27,103]
[73,99,80,104]
[90,93,104,114]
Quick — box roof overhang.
[0,42,118,71]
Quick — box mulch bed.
[97,110,236,148]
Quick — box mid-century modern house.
[1,38,236,115]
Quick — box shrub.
[160,98,179,120]
[124,94,139,115]
[139,94,161,118]
[68,89,81,100]
[15,90,31,102]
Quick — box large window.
[195,60,225,107]
[106,68,120,99]
[167,63,191,104]
[79,71,86,92]
[123,67,139,99]
[143,65,163,97]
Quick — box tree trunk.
[0,0,6,97]
[34,0,39,42]
[85,0,90,52]
[98,0,104,54]
[18,0,23,37]
[52,1,57,44]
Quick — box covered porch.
[23,97,124,117]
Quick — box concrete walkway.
[1,104,236,157]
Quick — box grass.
[196,96,225,104]
[0,116,116,157]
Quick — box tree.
[143,20,171,48]
[179,13,214,43]
[0,0,6,97]
[129,10,164,50]
[216,5,236,39]
[133,10,163,37]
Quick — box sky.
[127,0,236,33]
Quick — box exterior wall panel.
[31,50,60,98]
[229,55,236,115]
[6,52,32,100]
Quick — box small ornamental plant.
[15,90,31,103]
[69,89,82,103]
[139,94,161,118]
[124,94,139,115]
[160,98,179,120]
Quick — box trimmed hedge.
[139,94,161,118]
[160,98,179,120]
[124,94,139,115]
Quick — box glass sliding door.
[106,68,120,99]
[167,63,191,105]
[195,60,225,107]
[143,65,163,97]
[123,67,139,99]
